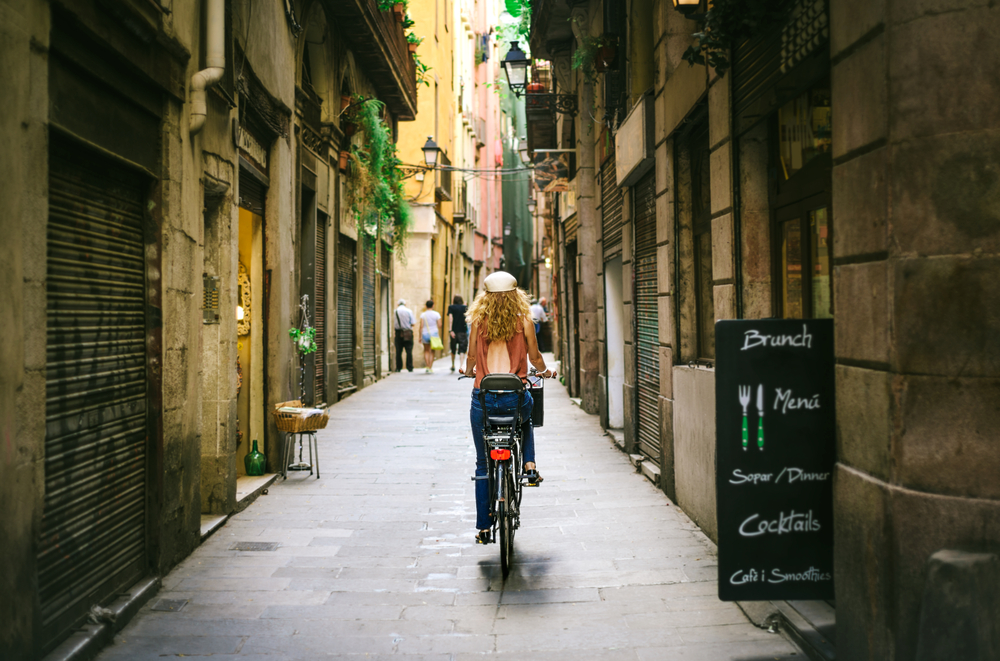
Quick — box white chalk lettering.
[730,469,774,485]
[773,388,821,414]
[776,467,831,484]
[741,324,813,351]
[769,567,832,584]
[730,568,762,585]
[738,510,822,537]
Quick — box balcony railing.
[327,0,418,120]
[452,180,467,220]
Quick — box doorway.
[604,256,625,429]
[237,198,265,475]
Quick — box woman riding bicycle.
[464,271,554,544]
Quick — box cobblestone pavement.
[96,356,802,660]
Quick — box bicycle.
[462,370,546,578]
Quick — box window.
[773,81,832,319]
[690,125,714,359]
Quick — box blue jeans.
[470,389,535,530]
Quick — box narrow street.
[94,357,799,660]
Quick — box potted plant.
[393,2,405,22]
[406,32,423,54]
[338,150,350,173]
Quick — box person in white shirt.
[529,298,548,336]
[418,300,443,373]
[394,299,417,372]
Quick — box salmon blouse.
[473,318,528,390]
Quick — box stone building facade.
[0,0,416,656]
[528,0,1000,658]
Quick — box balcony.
[327,0,417,121]
[452,180,467,221]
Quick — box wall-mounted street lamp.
[527,200,537,214]
[400,136,443,179]
[421,136,440,168]
[671,0,706,16]
[502,41,578,117]
[518,137,530,165]
[500,41,530,96]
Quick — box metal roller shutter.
[314,216,327,403]
[362,245,376,377]
[337,235,355,388]
[602,149,623,258]
[633,171,660,465]
[563,213,579,244]
[41,138,148,644]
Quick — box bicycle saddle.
[479,373,524,392]
[486,415,516,426]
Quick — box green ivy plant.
[682,0,791,76]
[571,34,612,85]
[288,326,317,355]
[344,96,413,258]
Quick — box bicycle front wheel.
[499,465,515,578]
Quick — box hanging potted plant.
[338,149,350,173]
[406,32,423,54]
[393,2,406,22]
[595,36,618,73]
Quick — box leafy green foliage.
[413,53,432,87]
[681,0,790,76]
[406,31,423,46]
[345,97,413,257]
[377,0,405,12]
[571,34,612,85]
[288,326,317,355]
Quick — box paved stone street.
[96,356,801,660]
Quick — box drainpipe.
[190,0,226,136]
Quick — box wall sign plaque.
[715,319,835,601]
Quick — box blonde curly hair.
[466,287,532,343]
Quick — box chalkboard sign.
[715,319,835,601]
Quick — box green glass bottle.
[244,439,266,476]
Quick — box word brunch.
[741,324,813,351]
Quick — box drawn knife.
[756,384,765,451]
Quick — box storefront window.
[695,231,715,357]
[773,79,833,320]
[780,219,803,319]
[810,207,832,318]
[778,87,831,181]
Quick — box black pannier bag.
[527,375,544,427]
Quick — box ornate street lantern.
[422,136,440,168]
[501,41,530,97]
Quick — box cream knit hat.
[483,271,517,292]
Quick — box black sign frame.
[715,319,835,601]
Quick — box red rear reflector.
[490,449,511,460]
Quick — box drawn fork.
[739,386,751,451]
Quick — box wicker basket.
[272,400,330,433]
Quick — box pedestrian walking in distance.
[393,299,416,372]
[529,297,548,336]
[448,295,469,373]
[465,271,554,543]
[418,300,443,373]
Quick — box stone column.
[571,5,602,415]
[831,1,1000,659]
